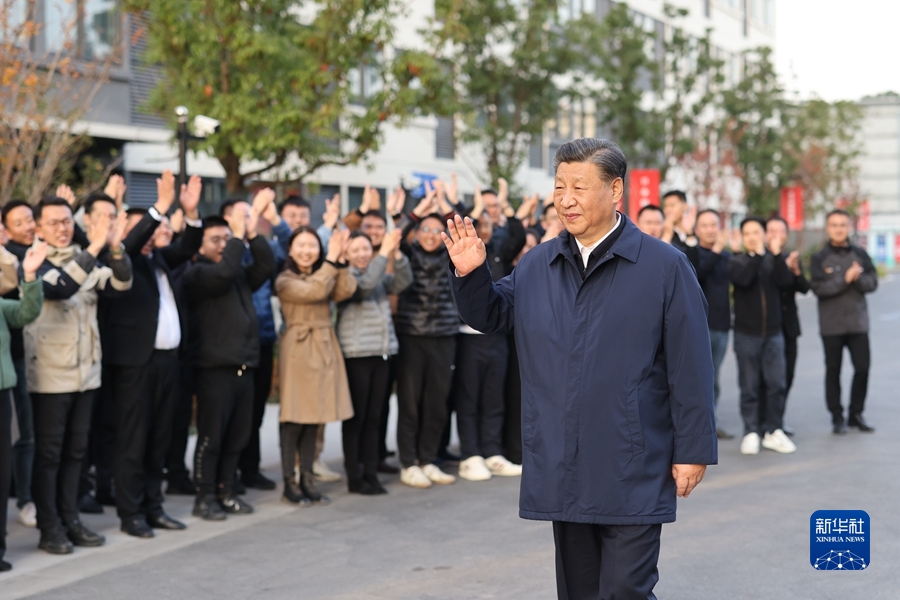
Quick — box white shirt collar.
[574,213,621,269]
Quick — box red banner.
[628,169,660,221]
[779,187,804,231]
[857,200,870,232]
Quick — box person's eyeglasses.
[44,218,73,229]
[420,227,443,234]
[207,236,230,244]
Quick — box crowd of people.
[636,191,879,456]
[0,163,879,572]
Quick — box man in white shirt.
[99,171,203,538]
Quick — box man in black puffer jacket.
[394,209,460,489]
[183,210,274,520]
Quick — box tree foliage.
[126,0,452,193]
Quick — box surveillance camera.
[193,115,220,137]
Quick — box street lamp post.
[175,106,189,196]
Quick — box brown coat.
[276,263,357,424]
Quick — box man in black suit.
[99,170,203,537]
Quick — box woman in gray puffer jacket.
[336,229,412,495]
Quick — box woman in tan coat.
[275,226,356,506]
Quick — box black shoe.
[363,473,388,495]
[300,471,330,505]
[715,428,735,440]
[38,527,74,555]
[95,488,116,507]
[232,479,247,495]
[833,422,848,435]
[79,493,103,514]
[120,517,155,538]
[217,493,254,514]
[0,559,11,572]
[781,425,795,437]
[377,460,400,474]
[65,519,105,547]
[436,449,462,463]
[282,477,312,507]
[385,450,396,458]
[242,471,277,491]
[193,494,227,521]
[165,474,196,495]
[147,513,187,530]
[848,414,875,432]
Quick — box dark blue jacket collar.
[550,213,642,266]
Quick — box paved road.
[3,275,899,599]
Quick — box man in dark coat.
[809,209,878,433]
[445,138,717,600]
[99,170,202,537]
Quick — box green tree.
[719,47,786,215]
[431,0,581,186]
[125,0,451,193]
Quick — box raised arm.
[275,264,339,304]
[2,243,46,327]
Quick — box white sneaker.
[740,432,761,455]
[400,465,432,489]
[458,456,492,481]
[313,460,342,482]
[421,463,456,485]
[761,429,797,454]
[17,501,37,528]
[485,455,523,477]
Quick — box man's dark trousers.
[112,349,179,520]
[734,332,787,435]
[553,521,661,600]
[822,333,870,423]
[454,333,508,459]
[238,343,273,481]
[395,334,455,468]
[166,364,195,483]
[194,367,254,496]
[32,391,96,532]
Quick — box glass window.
[43,0,119,59]
[764,0,775,28]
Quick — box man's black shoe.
[217,493,254,514]
[165,475,196,495]
[78,493,103,514]
[38,527,74,555]
[436,449,461,463]
[233,479,247,495]
[377,460,400,474]
[715,428,735,440]
[242,471,277,490]
[147,512,187,530]
[193,494,227,521]
[833,422,848,435]
[120,517,154,538]
[65,519,105,547]
[95,488,116,507]
[0,559,11,572]
[848,414,875,432]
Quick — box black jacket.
[486,216,526,282]
[728,252,795,337]
[395,216,458,338]
[779,264,810,339]
[183,237,275,369]
[3,240,30,360]
[695,247,732,332]
[809,243,878,336]
[98,211,202,367]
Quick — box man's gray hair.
[553,138,627,183]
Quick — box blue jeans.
[12,357,34,507]
[733,332,786,436]
[709,330,730,407]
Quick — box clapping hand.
[108,212,129,250]
[323,194,341,230]
[55,185,77,207]
[179,175,203,219]
[225,204,247,240]
[155,170,176,215]
[681,205,697,235]
[387,186,406,217]
[845,261,863,283]
[446,173,459,206]
[785,251,801,276]
[767,235,784,257]
[728,229,743,253]
[105,174,127,211]
[251,188,276,226]
[21,241,48,282]
[442,215,486,277]
[379,228,403,258]
[326,228,350,263]
[412,182,437,218]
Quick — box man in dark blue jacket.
[446,138,717,600]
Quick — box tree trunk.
[220,150,245,194]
